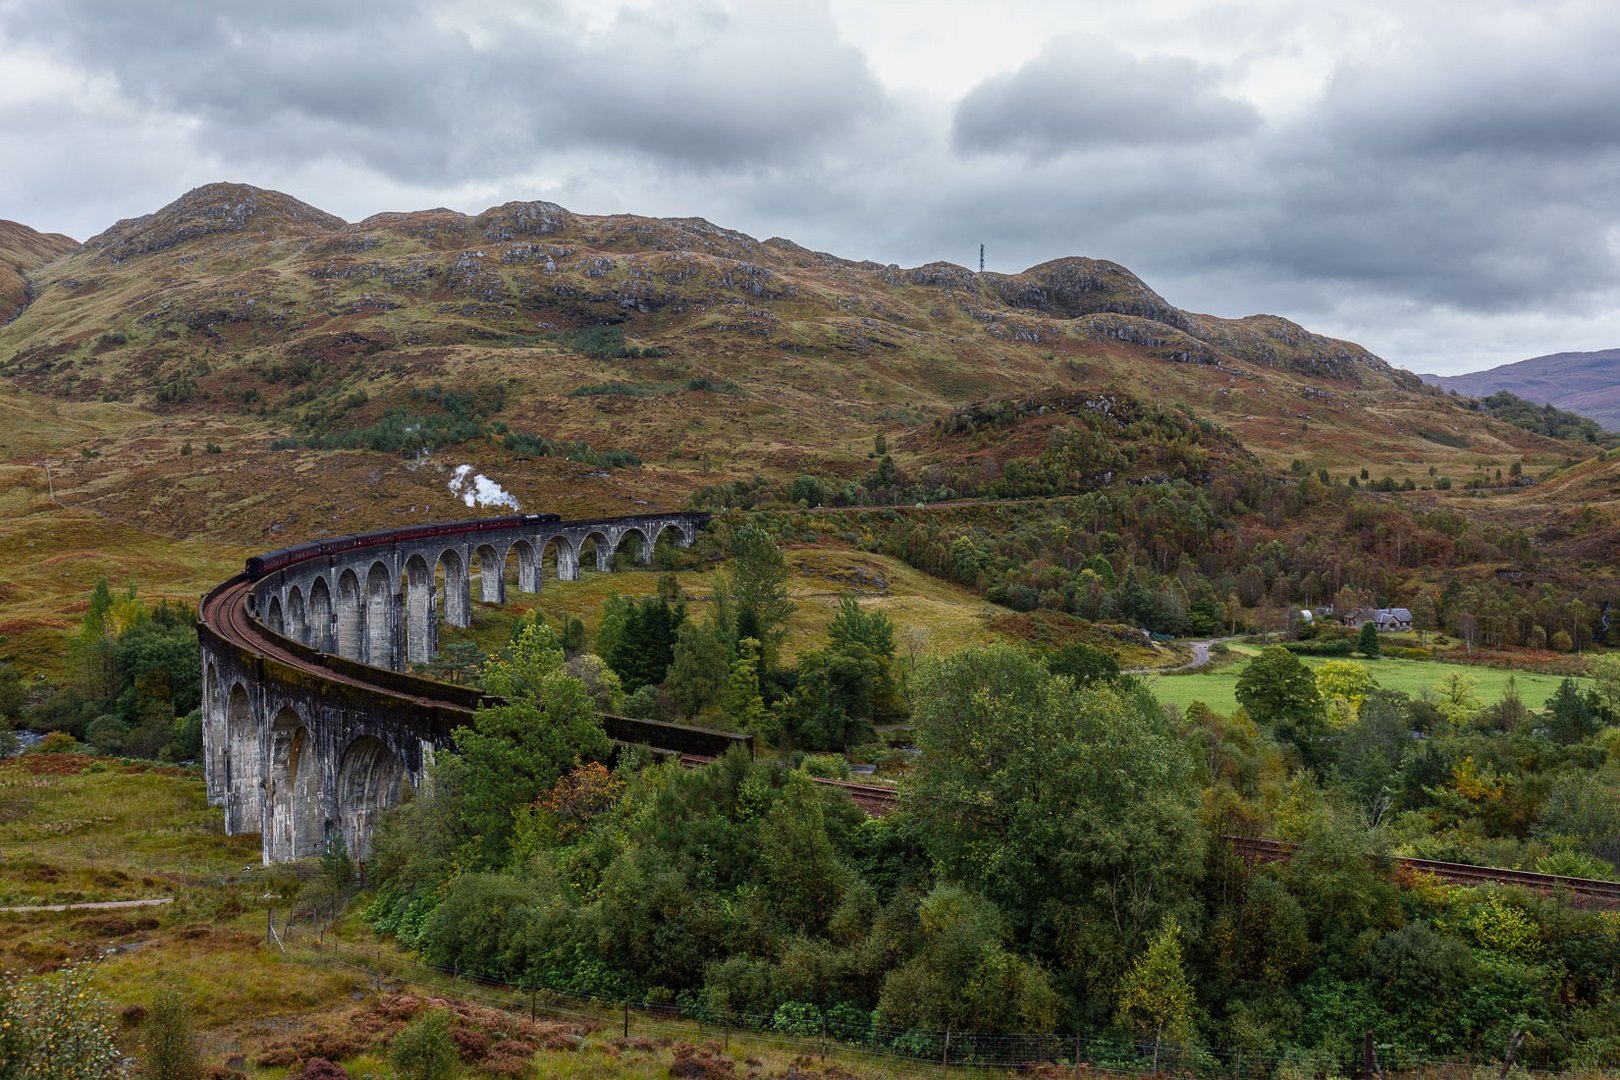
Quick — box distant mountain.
[0,219,79,324]
[1422,349,1620,431]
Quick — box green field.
[1150,652,1586,715]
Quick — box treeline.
[7,578,203,761]
[364,635,1620,1070]
[1475,390,1618,447]
[728,481,1608,648]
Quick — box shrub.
[0,963,121,1079]
[296,1060,352,1080]
[32,730,78,754]
[1552,630,1574,653]
[798,753,851,780]
[143,986,202,1080]
[390,1007,458,1080]
[771,1000,823,1036]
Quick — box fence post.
[266,906,273,945]
[530,988,536,1022]
[1075,1033,1082,1079]
[942,1026,951,1076]
[821,1015,828,1060]
[375,948,382,992]
[624,1000,630,1039]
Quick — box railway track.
[201,575,479,716]
[205,579,1616,907]
[1228,836,1620,908]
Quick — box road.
[1127,637,1233,676]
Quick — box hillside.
[0,183,1613,670]
[0,182,1576,497]
[1423,348,1620,431]
[0,219,78,325]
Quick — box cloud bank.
[1,0,1616,374]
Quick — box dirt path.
[0,896,173,914]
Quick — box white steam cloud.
[448,464,520,511]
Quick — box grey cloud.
[0,0,884,180]
[951,35,1261,155]
[1319,15,1620,158]
[2,0,1618,375]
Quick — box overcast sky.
[2,0,1616,375]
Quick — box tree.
[1234,646,1329,767]
[1044,642,1121,687]
[759,773,848,932]
[1410,591,1437,646]
[605,594,685,692]
[724,525,795,667]
[722,637,770,737]
[1589,653,1620,719]
[826,595,901,719]
[904,646,1203,974]
[876,884,1059,1034]
[1315,659,1375,727]
[1357,619,1381,658]
[142,985,201,1080]
[449,623,609,866]
[562,615,587,655]
[1117,919,1195,1072]
[1545,676,1598,744]
[782,645,879,750]
[666,617,730,718]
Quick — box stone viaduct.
[196,511,733,864]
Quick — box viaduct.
[196,510,738,864]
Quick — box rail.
[1226,835,1620,907]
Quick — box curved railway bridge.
[197,511,745,864]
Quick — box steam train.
[244,513,563,581]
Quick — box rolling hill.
[0,183,1577,497]
[1423,348,1620,431]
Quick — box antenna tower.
[979,243,984,273]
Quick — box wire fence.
[267,910,1611,1080]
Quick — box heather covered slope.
[0,182,1572,486]
[1424,348,1620,431]
[0,218,78,324]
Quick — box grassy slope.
[0,756,917,1079]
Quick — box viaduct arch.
[198,511,730,864]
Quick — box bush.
[85,714,129,755]
[32,730,78,754]
[143,986,202,1080]
[799,753,851,780]
[296,1059,353,1080]
[390,1007,458,1080]
[0,963,121,1078]
[771,1001,823,1036]
[1552,630,1574,653]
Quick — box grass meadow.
[1150,650,1588,715]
